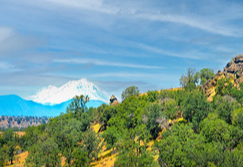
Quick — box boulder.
[110,95,119,106]
[234,55,243,63]
[224,55,243,74]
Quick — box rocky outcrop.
[203,55,243,101]
[224,55,243,85]
[110,95,119,106]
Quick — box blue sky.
[0,0,243,98]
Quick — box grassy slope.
[4,91,186,167]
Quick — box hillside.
[1,56,243,167]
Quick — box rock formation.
[110,95,119,106]
[224,55,243,85]
[203,55,243,101]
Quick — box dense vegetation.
[1,68,243,166]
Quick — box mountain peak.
[30,78,108,105]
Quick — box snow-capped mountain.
[30,78,109,105]
[0,95,106,116]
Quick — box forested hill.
[0,116,49,130]
[1,56,243,166]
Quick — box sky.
[0,0,243,99]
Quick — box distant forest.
[0,116,49,131]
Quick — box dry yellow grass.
[15,132,25,137]
[0,132,25,137]
[5,151,28,167]
[91,150,117,167]
[90,116,184,167]
[139,87,183,97]
[91,123,101,133]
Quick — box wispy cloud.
[0,62,13,69]
[0,62,21,73]
[54,58,163,69]
[0,26,41,56]
[134,43,200,59]
[42,0,117,14]
[93,72,154,78]
[38,0,243,37]
[92,72,178,80]
[135,13,239,37]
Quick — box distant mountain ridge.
[30,78,108,105]
[0,79,109,116]
[0,95,105,117]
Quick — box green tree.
[214,95,240,124]
[229,83,243,105]
[147,90,159,102]
[79,112,92,132]
[222,150,243,167]
[198,68,214,85]
[215,78,233,96]
[100,106,117,130]
[180,68,199,91]
[155,135,186,167]
[200,115,230,144]
[66,95,89,119]
[72,148,90,167]
[115,150,156,167]
[122,86,139,102]
[181,90,211,132]
[0,145,8,167]
[144,104,162,139]
[54,118,83,166]
[2,129,16,165]
[154,123,225,167]
[161,98,178,119]
[26,139,61,167]
[134,124,150,155]
[232,107,243,128]
[114,149,138,167]
[21,125,45,150]
[115,129,156,167]
[81,130,102,161]
[102,126,120,150]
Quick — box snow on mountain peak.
[30,78,109,105]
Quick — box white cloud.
[54,58,163,69]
